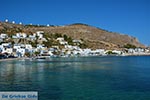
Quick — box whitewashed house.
[25,44,33,53]
[1,43,11,48]
[0,39,3,42]
[57,38,68,45]
[135,48,144,53]
[128,49,135,53]
[89,49,105,55]
[73,39,83,45]
[112,50,122,55]
[12,35,18,39]
[72,50,81,55]
[21,33,27,38]
[145,49,149,53]
[0,45,4,53]
[40,50,49,56]
[65,45,73,50]
[57,38,64,41]
[25,44,32,49]
[38,34,43,39]
[60,41,68,45]
[29,34,36,40]
[37,44,47,50]
[81,49,92,56]
[0,48,2,53]
[13,44,25,57]
[16,48,26,57]
[36,31,44,39]
[0,44,13,54]
[13,44,21,49]
[97,49,105,55]
[0,34,8,39]
[16,33,27,38]
[48,51,54,56]
[36,31,44,35]
[16,33,20,38]
[4,48,13,54]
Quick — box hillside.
[0,22,145,49]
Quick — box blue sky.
[0,0,150,45]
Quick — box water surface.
[0,56,150,100]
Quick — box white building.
[1,43,11,47]
[57,38,68,45]
[128,49,135,53]
[16,33,27,38]
[36,31,44,39]
[0,34,8,39]
[37,44,47,50]
[36,31,44,34]
[13,44,21,49]
[25,44,32,49]
[112,50,122,55]
[0,45,4,53]
[29,35,36,40]
[12,35,18,39]
[57,38,64,41]
[135,48,144,53]
[4,48,13,54]
[16,48,26,57]
[73,39,83,45]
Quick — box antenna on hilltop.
[47,24,50,27]
[12,21,15,24]
[19,22,22,25]
[5,19,8,22]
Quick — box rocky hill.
[0,22,145,49]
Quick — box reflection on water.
[0,56,150,100]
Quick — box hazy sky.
[0,0,150,45]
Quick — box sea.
[0,56,150,100]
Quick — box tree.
[29,41,37,47]
[53,33,62,39]
[67,37,73,45]
[24,52,30,57]
[79,43,87,49]
[63,35,73,45]
[63,34,68,41]
[34,51,40,56]
[43,40,52,48]
[106,51,117,55]
[124,44,136,49]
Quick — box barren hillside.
[0,22,145,49]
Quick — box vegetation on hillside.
[106,51,118,55]
[123,44,136,49]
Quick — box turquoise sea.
[0,56,150,100]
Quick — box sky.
[0,0,150,45]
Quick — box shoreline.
[0,57,29,62]
[123,53,150,56]
[0,54,150,62]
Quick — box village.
[0,30,150,59]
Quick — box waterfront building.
[0,33,8,39]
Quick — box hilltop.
[0,22,145,49]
